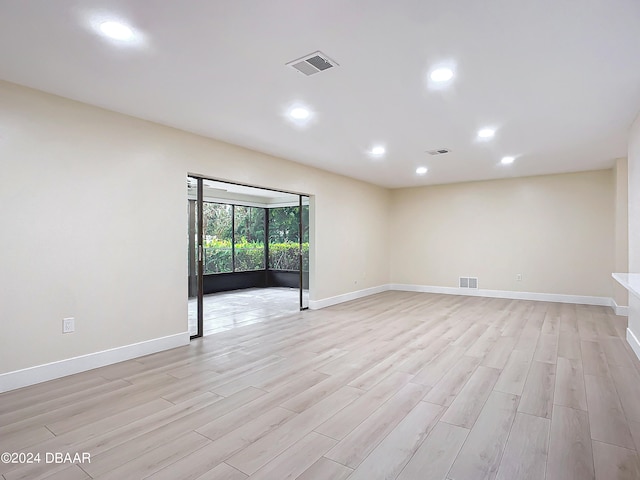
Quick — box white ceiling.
[1,0,639,188]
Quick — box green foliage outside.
[204,238,309,274]
[200,202,309,274]
[268,242,309,271]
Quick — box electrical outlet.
[516,273,523,282]
[63,317,75,333]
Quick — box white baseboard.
[309,284,391,310]
[0,331,190,393]
[611,299,630,316]
[627,328,640,361]
[389,283,615,308]
[308,283,623,315]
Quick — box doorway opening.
[187,176,310,338]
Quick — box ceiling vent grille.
[427,149,451,156]
[286,51,339,76]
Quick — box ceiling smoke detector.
[426,149,450,156]
[286,51,339,76]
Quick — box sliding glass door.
[187,176,204,338]
[300,195,309,310]
[188,176,310,338]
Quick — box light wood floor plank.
[1,392,223,480]
[81,388,263,478]
[542,311,560,336]
[0,376,112,416]
[249,431,336,480]
[546,404,594,480]
[396,421,469,480]
[513,331,539,359]
[147,407,295,480]
[193,463,247,480]
[499,309,529,337]
[296,457,353,480]
[558,330,582,360]
[440,366,501,428]
[533,333,558,365]
[347,401,444,480]
[396,336,451,374]
[323,382,429,468]
[42,465,91,480]
[592,440,640,480]
[451,323,488,349]
[278,367,363,413]
[630,420,640,453]
[0,379,134,433]
[493,349,532,396]
[315,371,412,440]
[346,341,424,390]
[595,315,620,338]
[578,315,600,342]
[560,313,580,336]
[581,340,610,377]
[423,356,481,406]
[412,346,468,387]
[584,374,635,449]
[0,372,112,410]
[225,386,362,475]
[465,326,502,359]
[92,430,209,480]
[195,371,328,442]
[609,364,640,424]
[447,391,519,480]
[0,425,54,454]
[554,357,587,411]
[0,293,636,480]
[210,352,321,397]
[495,413,550,480]
[481,336,518,370]
[600,338,637,370]
[518,361,556,419]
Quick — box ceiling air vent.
[427,149,450,156]
[286,51,339,76]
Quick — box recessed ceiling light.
[501,156,515,165]
[99,21,134,41]
[477,128,495,139]
[289,107,310,120]
[284,104,315,128]
[430,68,454,83]
[416,166,428,175]
[370,145,386,156]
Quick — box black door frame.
[188,175,310,338]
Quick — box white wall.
[389,171,614,298]
[614,158,629,308]
[0,81,390,375]
[628,111,640,348]
[0,78,627,384]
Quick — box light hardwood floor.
[188,287,302,336]
[2,291,640,480]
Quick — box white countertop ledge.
[613,273,640,300]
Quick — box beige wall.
[628,112,640,340]
[0,81,390,374]
[614,158,629,307]
[390,171,614,297]
[0,78,626,377]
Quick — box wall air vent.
[286,51,339,76]
[459,277,479,289]
[427,149,450,156]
